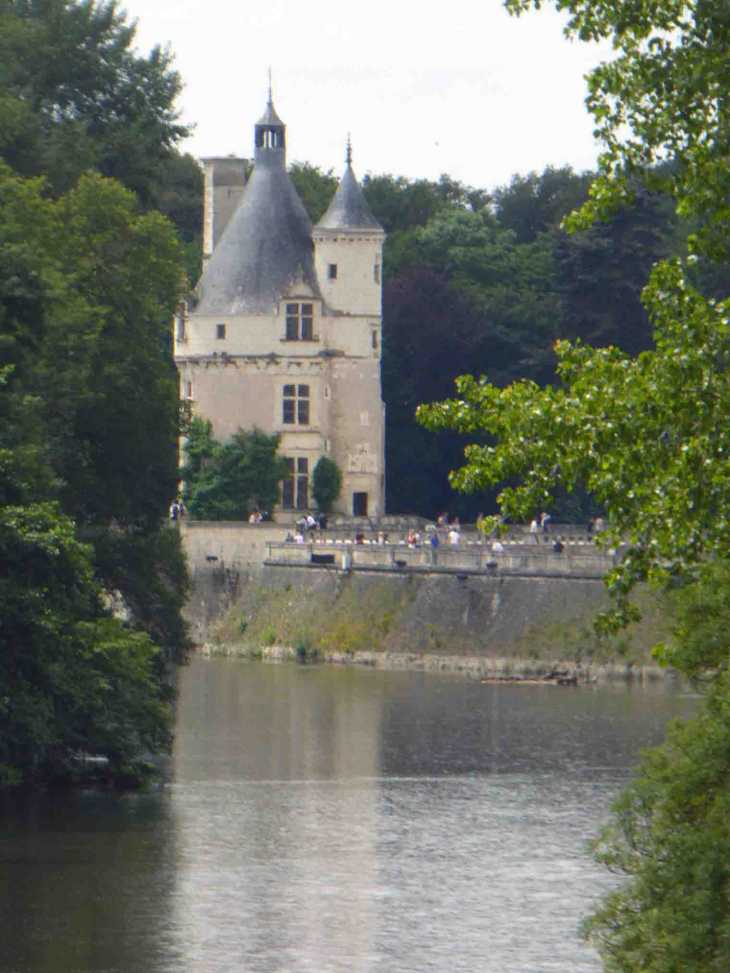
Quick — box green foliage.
[0,25,193,782]
[418,257,730,629]
[582,678,730,972]
[311,456,342,514]
[0,439,172,786]
[213,578,416,659]
[493,165,594,245]
[483,4,730,969]
[413,0,730,616]
[181,418,289,521]
[0,163,186,532]
[655,560,730,688]
[0,1,202,265]
[289,162,338,224]
[554,183,678,356]
[91,525,191,666]
[0,0,190,204]
[362,172,488,236]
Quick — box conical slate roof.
[257,100,284,126]
[316,164,382,231]
[194,98,320,316]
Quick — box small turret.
[313,140,385,316]
[316,138,382,232]
[254,85,286,165]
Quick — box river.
[0,655,698,973]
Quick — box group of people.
[528,512,553,542]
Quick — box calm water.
[0,656,698,973]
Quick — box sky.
[121,0,614,193]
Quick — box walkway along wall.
[178,523,656,669]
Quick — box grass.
[209,572,674,669]
[211,575,418,659]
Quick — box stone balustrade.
[266,537,620,579]
[179,519,620,579]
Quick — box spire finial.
[346,133,352,167]
[268,67,273,104]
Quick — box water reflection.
[0,787,179,973]
[0,657,698,973]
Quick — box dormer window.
[285,302,314,341]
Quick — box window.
[285,302,314,340]
[176,314,186,342]
[353,492,368,516]
[371,330,378,350]
[283,384,310,425]
[282,457,309,508]
[216,323,226,340]
[374,263,381,283]
[183,380,193,399]
[328,264,338,280]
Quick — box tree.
[0,370,173,786]
[418,0,730,625]
[0,163,186,531]
[382,210,561,517]
[0,0,190,204]
[553,184,677,356]
[493,165,593,245]
[416,0,730,966]
[581,560,730,971]
[581,678,730,972]
[181,419,290,521]
[383,267,501,517]
[311,457,342,514]
[0,161,191,675]
[362,172,490,278]
[289,162,338,224]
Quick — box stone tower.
[174,95,386,519]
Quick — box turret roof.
[256,99,284,127]
[193,100,320,317]
[316,162,383,232]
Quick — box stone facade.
[175,95,386,520]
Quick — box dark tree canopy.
[0,366,175,786]
[0,1,195,785]
[493,165,593,245]
[0,0,191,202]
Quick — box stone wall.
[256,565,613,658]
[182,538,615,657]
[179,523,671,681]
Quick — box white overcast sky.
[121,0,614,192]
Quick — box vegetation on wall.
[181,417,290,521]
[208,573,669,669]
[311,457,343,514]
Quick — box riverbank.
[199,642,677,685]
[194,565,678,684]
